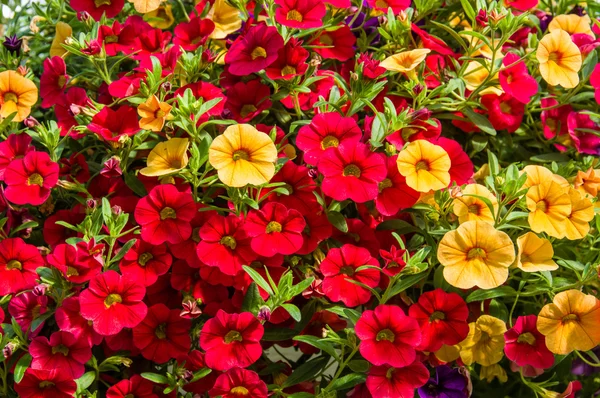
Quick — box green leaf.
[124,172,148,196]
[282,356,329,388]
[529,153,571,163]
[241,283,265,315]
[291,277,315,296]
[14,353,32,383]
[190,368,212,383]
[463,108,496,136]
[262,328,299,341]
[242,266,274,296]
[281,303,302,322]
[327,211,348,233]
[466,286,517,303]
[348,360,370,373]
[10,221,38,236]
[460,0,476,21]
[293,335,338,359]
[76,371,96,392]
[109,239,137,265]
[328,373,366,391]
[141,372,169,384]
[387,273,428,298]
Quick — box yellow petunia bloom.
[548,14,594,38]
[144,4,175,29]
[574,168,600,198]
[521,165,570,191]
[526,179,571,238]
[209,124,278,188]
[396,140,451,193]
[515,232,558,272]
[438,220,515,289]
[480,364,508,383]
[537,29,582,89]
[129,0,161,13]
[537,289,600,355]
[140,138,189,177]
[434,344,461,363]
[207,0,243,39]
[452,184,498,225]
[460,315,507,366]
[463,60,503,96]
[137,95,172,132]
[0,70,38,122]
[380,49,431,80]
[562,188,594,240]
[50,22,72,58]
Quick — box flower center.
[415,160,430,171]
[51,344,69,356]
[321,135,339,149]
[124,395,134,398]
[266,221,282,233]
[104,293,122,307]
[27,173,44,187]
[94,0,112,6]
[220,235,237,249]
[517,332,536,345]
[562,314,579,323]
[376,328,395,342]
[378,178,393,192]
[319,34,333,46]
[286,10,303,22]
[160,207,176,220]
[468,203,481,214]
[224,330,243,343]
[429,311,446,322]
[66,266,79,276]
[250,46,267,60]
[385,367,396,380]
[499,102,511,114]
[548,52,562,63]
[340,266,355,276]
[536,200,548,213]
[155,109,166,118]
[39,381,55,389]
[105,35,119,43]
[240,104,258,118]
[155,323,167,339]
[480,331,491,343]
[376,0,389,7]
[230,386,250,395]
[57,75,67,88]
[3,92,18,103]
[6,260,22,270]
[139,252,153,266]
[467,247,487,259]
[232,150,250,161]
[343,164,361,177]
[281,65,297,76]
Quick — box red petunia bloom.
[106,374,159,398]
[379,246,406,277]
[568,111,600,155]
[357,53,387,80]
[435,137,473,186]
[591,64,600,105]
[225,24,284,76]
[321,244,380,307]
[197,214,257,276]
[355,304,421,367]
[79,270,148,336]
[261,161,317,214]
[366,359,429,398]
[209,368,268,398]
[4,151,59,206]
[133,303,191,363]
[133,27,172,57]
[29,331,92,379]
[297,211,333,255]
[375,155,419,216]
[47,243,99,284]
[0,238,44,295]
[541,97,572,151]
[55,87,92,137]
[314,25,356,61]
[366,0,410,13]
[411,24,456,56]
[0,133,32,180]
[274,0,326,29]
[55,296,103,346]
[319,142,386,203]
[225,80,272,122]
[296,112,362,166]
[70,0,124,20]
[88,106,141,142]
[120,239,173,286]
[8,291,48,336]
[499,52,538,104]
[481,94,525,133]
[504,315,554,369]
[245,202,306,257]
[98,20,137,56]
[200,310,264,371]
[15,369,77,398]
[408,288,470,352]
[134,184,197,245]
[505,0,538,10]
[265,38,309,81]
[40,56,68,108]
[59,153,90,183]
[174,17,215,51]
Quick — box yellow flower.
[463,60,503,96]
[396,140,450,192]
[50,22,72,58]
[129,0,161,13]
[137,95,172,132]
[140,138,189,177]
[515,232,558,272]
[144,4,175,29]
[521,165,570,191]
[460,315,506,366]
[480,364,508,383]
[562,188,594,240]
[574,168,600,198]
[0,70,38,122]
[548,14,594,38]
[537,289,600,354]
[209,124,278,187]
[207,0,242,39]
[380,49,431,80]
[434,344,461,363]
[473,164,490,184]
[537,29,582,89]
[526,180,571,238]
[452,184,498,225]
[438,220,515,289]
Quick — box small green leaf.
[281,303,302,322]
[241,283,265,315]
[282,356,329,388]
[14,353,32,383]
[328,373,366,391]
[242,266,274,296]
[463,108,496,136]
[76,371,96,392]
[327,211,348,233]
[141,372,169,384]
[466,286,517,303]
[293,335,338,359]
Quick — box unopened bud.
[180,299,202,319]
[476,9,488,27]
[32,284,48,296]
[23,116,39,128]
[111,205,122,216]
[257,306,271,323]
[307,168,319,179]
[86,199,98,209]
[450,185,463,198]
[3,342,18,358]
[161,81,172,93]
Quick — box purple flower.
[572,347,600,376]
[3,35,22,55]
[418,366,468,398]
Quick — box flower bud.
[23,116,39,128]
[476,9,488,27]
[257,306,272,323]
[32,284,48,296]
[3,342,18,358]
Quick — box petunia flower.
[314,25,356,62]
[40,56,68,109]
[137,95,173,132]
[452,183,498,225]
[106,374,158,398]
[173,17,215,51]
[481,94,525,133]
[206,0,243,39]
[70,0,124,20]
[537,289,600,354]
[380,49,431,80]
[260,161,317,214]
[274,0,326,29]
[561,188,594,240]
[366,359,430,398]
[119,239,173,286]
[367,0,410,13]
[515,232,558,272]
[0,237,44,296]
[574,167,600,198]
[0,70,38,122]
[459,315,507,366]
[521,165,570,191]
[541,97,573,150]
[499,53,538,104]
[144,4,175,30]
[55,296,103,347]
[4,151,59,206]
[209,368,268,398]
[504,315,555,369]
[0,133,32,181]
[548,14,594,37]
[462,60,503,96]
[88,106,141,142]
[50,22,72,58]
[224,80,273,122]
[140,138,189,177]
[567,111,600,155]
[526,179,571,238]
[375,155,420,216]
[537,29,582,89]
[225,24,284,76]
[417,365,467,398]
[438,220,515,289]
[15,369,76,398]
[29,331,92,379]
[591,64,600,104]
[265,37,309,80]
[435,137,474,186]
[46,243,101,284]
[396,139,451,192]
[8,291,49,337]
[505,0,538,11]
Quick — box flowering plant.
[0,0,599,396]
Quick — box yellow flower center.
[415,160,430,171]
[467,247,487,259]
[6,260,22,270]
[562,314,579,323]
[251,46,267,60]
[27,173,44,187]
[548,52,562,63]
[139,252,153,266]
[340,266,355,276]
[224,330,243,343]
[286,10,303,22]
[94,0,112,6]
[39,381,55,389]
[160,207,177,220]
[240,104,258,118]
[155,109,166,118]
[499,102,511,114]
[517,332,536,345]
[319,34,333,46]
[378,178,393,192]
[192,227,201,243]
[281,65,297,76]
[343,164,361,178]
[480,331,491,342]
[124,395,134,398]
[536,200,548,213]
[468,203,481,215]
[376,328,395,342]
[67,266,79,276]
[376,0,389,7]
[220,235,237,249]
[321,135,340,149]
[230,386,250,395]
[155,323,167,339]
[266,221,282,233]
[105,35,119,43]
[57,75,67,88]
[232,150,250,161]
[385,367,395,380]
[429,311,446,322]
[3,92,18,103]
[51,344,69,356]
[104,293,122,307]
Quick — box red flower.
[314,25,356,61]
[79,270,148,336]
[411,24,456,56]
[261,161,317,214]
[59,153,90,183]
[0,133,33,180]
[357,53,387,79]
[568,111,600,155]
[505,0,538,10]
[591,64,600,105]
[133,303,191,363]
[197,214,257,276]
[245,202,306,257]
[499,53,538,104]
[15,369,77,398]
[408,288,470,352]
[106,374,159,398]
[0,238,43,295]
[505,315,555,369]
[29,331,92,379]
[225,80,272,122]
[40,56,68,108]
[55,296,103,346]
[365,359,429,398]
[297,112,362,166]
[379,246,406,276]
[4,151,59,206]
[375,155,419,216]
[70,0,124,20]
[47,243,100,284]
[134,185,197,245]
[55,87,92,137]
[274,0,326,29]
[481,94,525,133]
[174,17,215,51]
[8,291,49,336]
[120,239,173,286]
[541,97,572,151]
[297,211,333,255]
[98,20,137,56]
[265,38,309,80]
[321,244,380,307]
[209,368,268,398]
[355,304,421,367]
[366,0,410,13]
[225,24,284,76]
[319,142,386,203]
[200,310,264,371]
[88,106,141,142]
[435,137,474,186]
[179,350,220,394]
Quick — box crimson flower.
[375,155,419,216]
[367,0,410,13]
[314,25,356,61]
[55,296,103,347]
[481,94,525,133]
[200,310,264,371]
[79,270,148,336]
[47,243,101,284]
[568,111,600,155]
[209,368,268,398]
[120,239,173,286]
[15,369,76,398]
[87,106,141,142]
[408,288,470,352]
[8,291,48,336]
[357,53,387,79]
[435,137,474,186]
[225,24,284,76]
[106,374,159,398]
[379,246,406,276]
[70,0,124,20]
[0,237,44,295]
[411,24,456,56]
[174,18,215,51]
[366,360,430,398]
[504,315,555,369]
[4,151,59,206]
[40,56,68,108]
[98,20,137,56]
[0,133,32,180]
[55,87,92,137]
[260,161,317,214]
[274,0,326,29]
[499,52,538,104]
[29,331,92,379]
[297,211,333,255]
[321,244,380,307]
[225,80,272,122]
[541,97,572,151]
[265,38,309,80]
